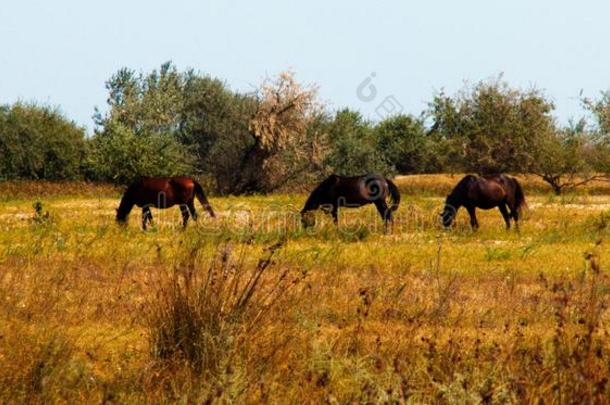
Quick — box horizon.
[1,0,609,132]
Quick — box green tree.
[531,120,603,194]
[0,103,86,180]
[325,109,393,176]
[428,78,555,174]
[90,64,328,193]
[88,62,195,184]
[374,114,432,173]
[85,122,193,184]
[582,91,610,176]
[584,91,610,137]
[178,73,257,193]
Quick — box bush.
[85,122,193,184]
[428,78,555,174]
[147,241,305,379]
[374,114,435,173]
[0,103,86,180]
[325,109,393,176]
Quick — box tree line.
[1,62,610,194]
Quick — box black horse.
[300,174,400,230]
[116,176,215,229]
[440,174,526,230]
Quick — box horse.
[300,174,400,231]
[116,176,215,229]
[440,174,526,230]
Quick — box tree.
[87,62,195,184]
[232,71,328,193]
[178,73,257,193]
[531,120,604,194]
[583,91,610,177]
[374,114,432,173]
[584,91,610,136]
[325,109,393,176]
[428,78,555,174]
[85,122,193,184]
[91,64,326,193]
[0,103,86,180]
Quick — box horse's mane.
[303,174,338,209]
[448,174,478,200]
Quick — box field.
[1,175,610,403]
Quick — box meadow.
[1,175,610,403]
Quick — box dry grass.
[394,173,610,196]
[1,175,610,402]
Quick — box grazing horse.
[300,174,400,230]
[116,177,215,229]
[440,174,526,230]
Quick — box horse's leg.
[142,207,153,230]
[331,204,339,225]
[374,200,391,234]
[499,203,511,230]
[187,200,198,221]
[180,205,190,228]
[466,206,479,229]
[510,204,520,232]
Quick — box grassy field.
[1,175,610,403]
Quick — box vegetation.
[0,103,86,181]
[428,79,555,174]
[2,68,610,401]
[1,176,610,402]
[3,64,610,194]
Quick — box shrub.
[146,241,306,380]
[0,103,86,180]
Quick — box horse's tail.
[193,180,215,217]
[386,178,401,212]
[512,178,527,214]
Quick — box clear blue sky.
[1,0,608,132]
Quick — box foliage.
[178,74,257,193]
[428,78,555,174]
[89,64,327,193]
[0,103,86,180]
[374,114,434,173]
[325,109,393,176]
[87,63,195,184]
[85,122,193,184]
[583,91,610,176]
[584,90,610,136]
[4,68,610,196]
[233,71,328,193]
[531,119,605,194]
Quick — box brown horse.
[116,177,215,229]
[300,174,400,230]
[440,174,526,230]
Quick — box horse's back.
[336,174,388,205]
[127,176,195,208]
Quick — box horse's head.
[116,207,129,225]
[439,197,458,228]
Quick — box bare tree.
[234,71,328,193]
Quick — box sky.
[1,0,609,132]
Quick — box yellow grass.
[1,175,610,402]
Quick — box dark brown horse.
[440,174,526,230]
[116,177,215,229]
[300,174,400,230]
